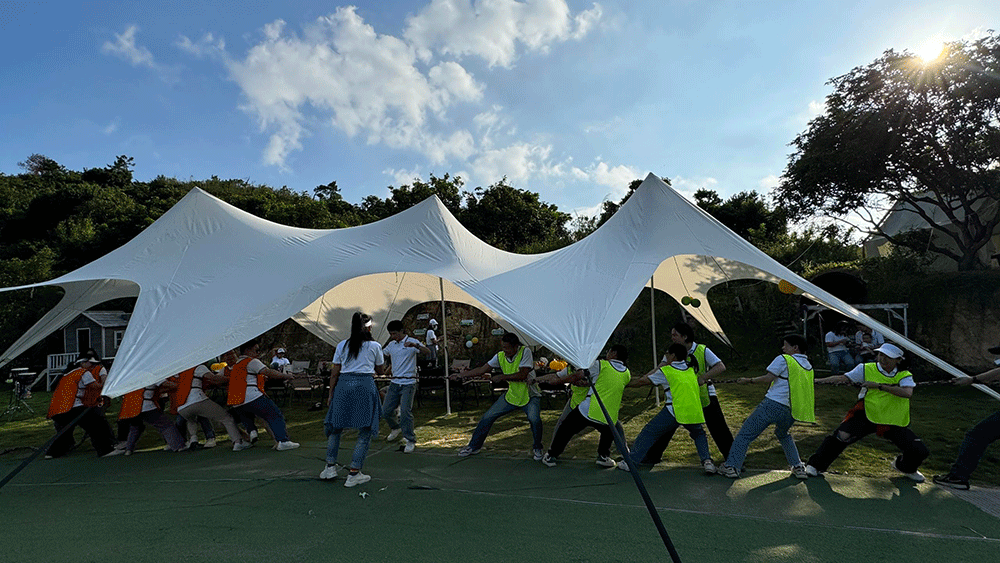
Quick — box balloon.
[210,362,227,371]
[690,298,701,308]
[471,337,479,344]
[465,340,474,348]
[778,279,799,294]
[681,296,692,305]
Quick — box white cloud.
[102,118,119,135]
[807,100,824,117]
[103,25,156,68]
[404,0,603,68]
[383,166,424,188]
[757,174,780,190]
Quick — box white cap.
[429,318,438,326]
[875,343,904,359]
[276,348,286,354]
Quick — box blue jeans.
[382,383,416,443]
[236,395,289,442]
[948,410,1000,480]
[630,405,710,464]
[468,396,543,451]
[827,350,855,375]
[327,427,374,470]
[725,397,802,470]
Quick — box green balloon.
[681,296,692,305]
[691,298,701,308]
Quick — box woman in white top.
[321,312,386,487]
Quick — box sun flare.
[913,38,946,63]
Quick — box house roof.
[81,311,131,328]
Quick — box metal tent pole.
[440,277,451,415]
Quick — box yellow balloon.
[778,279,799,294]
[471,337,479,344]
[210,362,227,371]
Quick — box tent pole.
[650,276,660,406]
[441,277,452,415]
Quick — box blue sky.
[0,1,994,217]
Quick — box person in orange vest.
[121,380,188,453]
[226,339,299,450]
[114,387,146,453]
[45,355,120,458]
[175,363,252,451]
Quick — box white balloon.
[465,340,474,348]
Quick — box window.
[114,330,125,349]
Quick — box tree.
[695,189,788,248]
[459,178,572,252]
[777,32,1000,270]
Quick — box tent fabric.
[291,272,540,348]
[0,174,992,401]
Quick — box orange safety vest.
[226,357,266,405]
[47,368,88,418]
[173,368,197,413]
[118,388,145,420]
[80,364,106,408]
[163,375,180,414]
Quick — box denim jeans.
[629,405,710,464]
[827,350,855,375]
[468,395,543,451]
[236,395,290,442]
[382,383,416,443]
[327,427,373,470]
[948,410,1000,480]
[725,397,801,470]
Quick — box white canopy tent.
[1,174,995,403]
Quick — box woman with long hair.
[321,312,386,487]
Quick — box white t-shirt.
[647,360,691,407]
[178,364,211,410]
[855,331,884,348]
[577,359,628,423]
[662,342,721,396]
[141,384,160,413]
[271,356,291,370]
[384,336,422,385]
[764,353,813,406]
[239,357,267,406]
[425,328,438,348]
[72,368,102,408]
[826,331,849,353]
[333,340,385,374]
[487,346,540,397]
[844,362,915,399]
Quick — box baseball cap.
[429,318,438,326]
[874,343,904,359]
[277,348,286,354]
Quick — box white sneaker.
[386,428,402,442]
[204,438,217,448]
[403,440,415,453]
[533,448,544,461]
[319,464,339,480]
[804,464,821,477]
[249,430,259,443]
[702,459,717,475]
[344,472,371,487]
[458,446,481,457]
[891,457,925,483]
[233,440,253,452]
[616,460,631,472]
[541,453,557,467]
[792,465,809,480]
[101,448,126,458]
[595,455,616,468]
[276,441,300,451]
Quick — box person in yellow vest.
[45,355,120,458]
[718,335,814,479]
[122,380,188,453]
[175,363,252,452]
[804,343,929,482]
[453,332,544,460]
[535,362,587,451]
[642,322,733,465]
[541,345,631,468]
[617,343,715,473]
[226,339,300,451]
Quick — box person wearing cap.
[271,348,291,371]
[933,345,1000,490]
[804,343,929,482]
[425,319,441,367]
[45,355,120,458]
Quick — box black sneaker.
[932,474,970,490]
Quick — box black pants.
[643,394,733,463]
[48,406,116,458]
[807,400,929,473]
[117,416,144,442]
[547,408,622,459]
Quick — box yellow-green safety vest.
[569,374,588,408]
[497,347,529,407]
[585,360,632,425]
[780,354,815,423]
[691,344,711,408]
[661,364,705,424]
[862,363,912,426]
